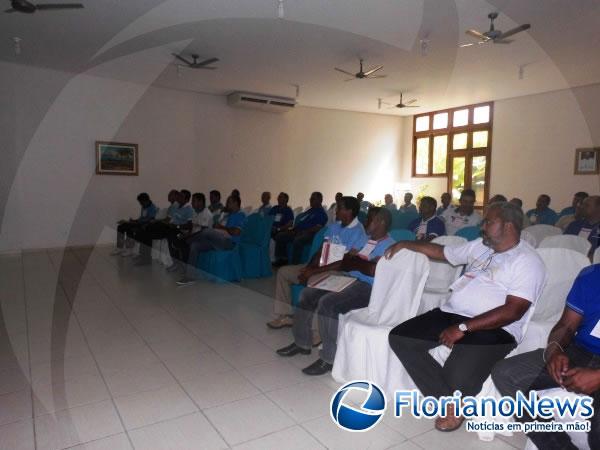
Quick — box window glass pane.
[433,112,448,130]
[453,109,469,127]
[415,116,429,132]
[472,130,488,148]
[453,133,468,150]
[415,137,429,175]
[432,135,447,174]
[451,157,466,200]
[473,105,490,124]
[471,156,487,206]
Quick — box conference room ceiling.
[1,0,599,115]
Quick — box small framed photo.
[574,148,599,175]
[95,141,138,175]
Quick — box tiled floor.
[0,248,527,449]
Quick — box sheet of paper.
[309,274,356,292]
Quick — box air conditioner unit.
[227,92,296,113]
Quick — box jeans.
[136,222,178,259]
[116,222,142,248]
[185,228,234,278]
[273,230,316,263]
[388,308,516,397]
[293,280,372,363]
[492,345,600,450]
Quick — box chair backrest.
[367,249,430,325]
[239,213,264,245]
[357,210,368,225]
[455,226,481,241]
[532,248,590,323]
[389,229,416,242]
[520,229,537,248]
[292,206,303,216]
[391,211,420,230]
[594,247,600,264]
[538,234,592,256]
[525,224,562,246]
[424,236,468,292]
[242,206,253,215]
[308,226,328,260]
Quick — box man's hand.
[439,325,465,348]
[384,242,406,259]
[546,350,570,386]
[214,223,225,230]
[298,266,318,285]
[562,367,600,395]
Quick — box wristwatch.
[458,323,469,333]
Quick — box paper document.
[308,274,356,292]
[319,241,346,266]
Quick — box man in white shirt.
[441,188,482,235]
[387,201,546,432]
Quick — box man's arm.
[438,295,531,348]
[340,254,378,277]
[544,307,583,386]
[384,241,446,261]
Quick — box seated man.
[492,263,600,450]
[399,192,417,214]
[510,197,530,227]
[111,192,158,256]
[177,195,246,285]
[409,196,446,241]
[167,193,213,272]
[384,193,397,211]
[329,192,343,212]
[269,192,294,236]
[208,189,223,219]
[564,195,600,257]
[180,189,191,206]
[272,192,328,266]
[267,196,367,329]
[488,194,508,204]
[526,194,559,225]
[387,201,546,432]
[441,188,482,235]
[436,192,451,216]
[557,196,586,231]
[255,191,272,216]
[559,191,589,218]
[357,192,371,213]
[277,207,394,375]
[134,191,193,265]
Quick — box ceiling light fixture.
[13,37,21,55]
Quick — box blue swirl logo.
[330,381,387,432]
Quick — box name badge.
[275,213,282,222]
[449,272,476,292]
[590,320,600,339]
[358,240,377,259]
[578,228,592,241]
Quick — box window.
[413,102,493,207]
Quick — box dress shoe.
[266,316,294,329]
[434,403,465,432]
[276,343,311,357]
[302,359,333,375]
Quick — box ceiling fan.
[334,59,386,81]
[379,93,420,110]
[460,12,530,47]
[5,0,83,13]
[172,53,219,70]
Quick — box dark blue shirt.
[269,205,294,229]
[526,208,558,226]
[409,216,446,240]
[566,265,600,355]
[559,206,576,217]
[565,219,600,254]
[295,207,328,231]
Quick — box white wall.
[0,61,404,252]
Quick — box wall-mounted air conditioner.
[227,92,296,113]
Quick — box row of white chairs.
[332,241,593,449]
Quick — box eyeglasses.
[468,248,495,273]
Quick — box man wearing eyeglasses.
[386,201,546,433]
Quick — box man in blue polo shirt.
[272,192,328,266]
[267,196,366,329]
[111,192,158,256]
[176,195,246,285]
[277,207,394,375]
[269,192,294,236]
[564,195,600,257]
[409,196,446,241]
[526,194,559,225]
[493,264,600,450]
[559,191,589,218]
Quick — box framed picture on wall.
[95,141,138,175]
[574,148,599,175]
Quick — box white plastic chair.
[332,249,430,397]
[539,234,591,256]
[242,206,253,215]
[417,236,467,314]
[525,224,562,247]
[595,247,600,264]
[520,229,537,247]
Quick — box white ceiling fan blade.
[367,75,386,79]
[498,23,531,40]
[364,65,383,76]
[459,42,474,48]
[466,29,489,41]
[334,67,355,77]
[405,99,417,105]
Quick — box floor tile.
[0,419,35,450]
[266,380,334,423]
[113,384,197,430]
[162,351,232,383]
[147,334,212,361]
[30,354,100,386]
[0,389,32,426]
[0,366,30,395]
[180,370,260,409]
[128,412,228,450]
[103,361,175,397]
[233,425,325,450]
[66,433,132,450]
[94,343,159,375]
[239,359,309,393]
[34,400,123,450]
[204,394,294,446]
[412,427,517,450]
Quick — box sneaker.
[110,248,122,256]
[176,277,196,286]
[266,316,294,329]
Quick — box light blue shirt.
[348,235,396,286]
[226,211,247,244]
[166,201,179,219]
[171,205,193,225]
[139,203,158,223]
[325,218,368,252]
